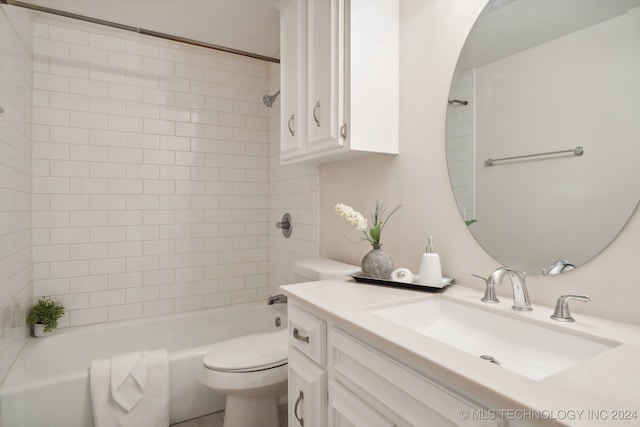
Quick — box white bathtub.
[0,302,287,427]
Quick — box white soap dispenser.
[418,236,442,286]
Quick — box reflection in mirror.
[446,0,640,275]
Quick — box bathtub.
[0,302,287,427]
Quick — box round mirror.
[446,0,640,275]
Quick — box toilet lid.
[203,328,288,372]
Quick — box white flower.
[335,203,368,231]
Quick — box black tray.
[348,273,453,292]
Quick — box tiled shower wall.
[30,13,294,328]
[0,5,33,380]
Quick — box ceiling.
[458,0,640,70]
[19,0,282,60]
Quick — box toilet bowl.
[199,329,288,427]
[199,257,357,427]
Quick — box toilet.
[199,257,356,427]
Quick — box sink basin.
[369,298,618,380]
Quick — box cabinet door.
[289,347,327,427]
[280,0,307,160]
[329,381,394,427]
[307,0,344,153]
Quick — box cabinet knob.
[313,101,321,127]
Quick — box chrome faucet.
[267,294,288,305]
[486,267,532,311]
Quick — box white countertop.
[281,280,640,427]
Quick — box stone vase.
[361,245,393,279]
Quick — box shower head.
[263,90,280,108]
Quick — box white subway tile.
[143,119,175,135]
[33,107,69,126]
[70,111,108,129]
[90,257,126,275]
[90,195,126,210]
[126,163,159,179]
[127,286,160,303]
[174,296,204,312]
[143,57,175,76]
[69,44,107,65]
[108,83,143,101]
[108,241,143,257]
[32,176,69,194]
[90,289,126,307]
[108,211,143,226]
[33,38,69,59]
[70,178,108,194]
[107,51,142,71]
[126,133,160,149]
[108,271,142,289]
[108,303,142,321]
[90,162,126,178]
[90,97,126,115]
[50,194,90,210]
[108,178,143,194]
[175,92,205,109]
[89,129,126,147]
[90,226,126,242]
[32,245,70,262]
[176,63,204,80]
[108,147,143,164]
[69,307,108,326]
[126,102,160,119]
[143,299,175,317]
[49,25,89,44]
[50,160,90,177]
[33,278,70,296]
[50,259,89,278]
[70,77,108,97]
[69,243,108,260]
[70,275,108,292]
[126,195,159,210]
[32,142,69,160]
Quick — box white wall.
[31,14,275,327]
[320,0,640,326]
[0,5,33,383]
[267,63,321,295]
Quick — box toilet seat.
[203,328,288,373]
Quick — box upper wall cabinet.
[278,0,399,165]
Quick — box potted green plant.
[27,297,65,337]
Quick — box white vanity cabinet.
[288,303,328,427]
[288,300,505,427]
[278,0,399,164]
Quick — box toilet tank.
[292,258,357,282]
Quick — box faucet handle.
[550,294,590,322]
[472,274,500,304]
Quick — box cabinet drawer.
[329,380,393,427]
[288,303,327,366]
[329,327,504,427]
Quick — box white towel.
[90,349,170,427]
[111,351,148,412]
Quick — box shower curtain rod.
[1,0,280,64]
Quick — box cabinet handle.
[340,122,347,139]
[288,114,295,136]
[313,101,320,127]
[293,328,310,343]
[294,390,304,426]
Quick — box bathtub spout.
[267,294,287,305]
